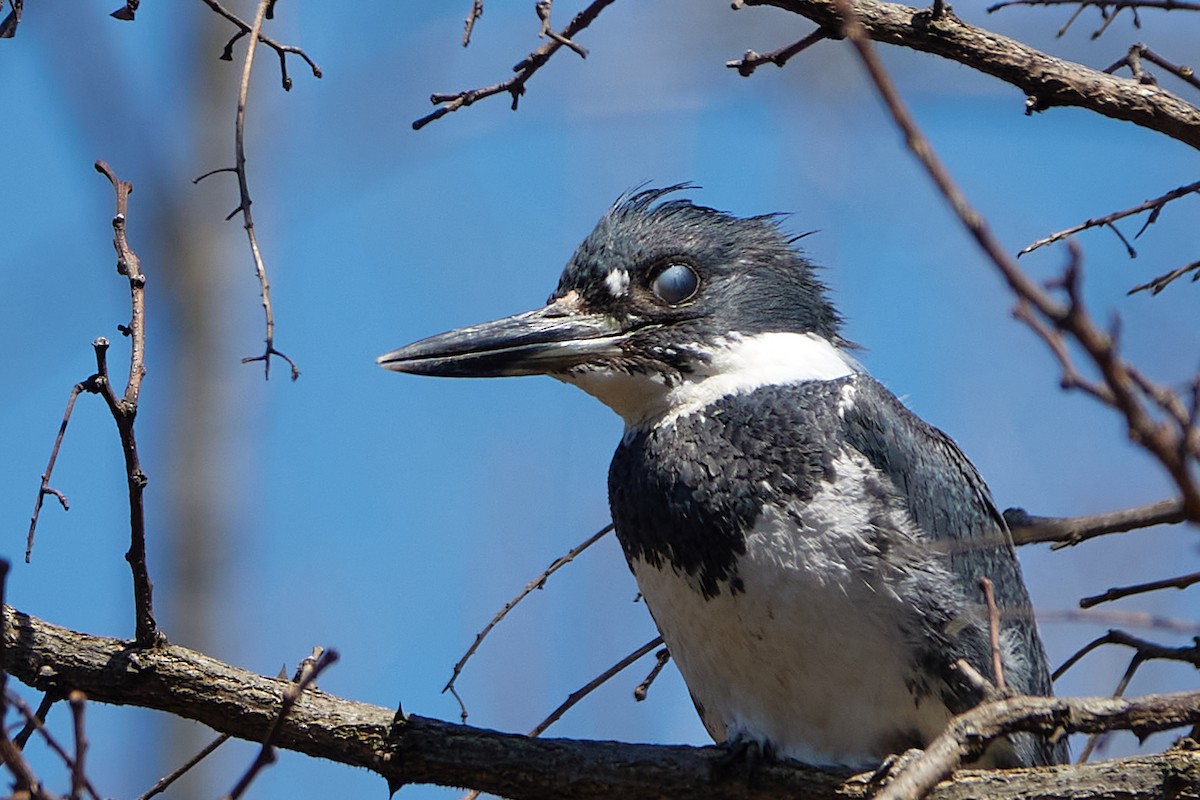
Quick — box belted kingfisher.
[378,186,1066,768]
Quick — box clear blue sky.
[2,3,1198,797]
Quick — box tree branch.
[743,0,1200,151]
[1005,498,1188,549]
[5,605,1200,800]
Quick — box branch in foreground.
[749,0,1200,150]
[7,606,1200,800]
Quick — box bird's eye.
[650,263,699,305]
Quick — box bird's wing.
[839,376,1054,699]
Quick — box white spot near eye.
[604,268,630,298]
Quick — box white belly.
[629,488,956,766]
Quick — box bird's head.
[379,186,857,426]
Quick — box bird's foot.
[847,748,926,790]
[712,735,776,786]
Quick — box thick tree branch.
[744,0,1200,150]
[4,605,1200,800]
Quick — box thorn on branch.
[224,646,339,800]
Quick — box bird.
[377,186,1066,769]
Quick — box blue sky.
[2,2,1199,797]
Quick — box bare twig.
[527,637,664,738]
[1129,259,1200,295]
[138,734,232,800]
[988,1,1200,40]
[634,647,671,701]
[15,692,60,749]
[1081,571,1200,608]
[1017,179,1200,256]
[1137,45,1200,92]
[1054,629,1200,681]
[222,646,338,800]
[196,0,322,90]
[537,0,589,58]
[26,380,97,562]
[443,523,613,720]
[463,0,484,46]
[726,26,832,76]
[94,161,161,649]
[4,691,101,800]
[414,0,617,130]
[1005,498,1188,549]
[68,691,88,800]
[197,0,300,380]
[979,577,1007,692]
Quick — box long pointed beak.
[377,302,630,378]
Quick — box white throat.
[557,331,859,429]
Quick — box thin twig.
[979,577,1007,692]
[68,691,88,800]
[94,161,161,649]
[1139,45,1200,92]
[443,523,613,720]
[1129,258,1200,295]
[26,380,97,562]
[726,26,832,76]
[138,733,232,800]
[1018,179,1200,256]
[4,691,102,800]
[221,646,338,800]
[204,0,300,380]
[14,692,60,749]
[633,647,671,701]
[1081,570,1200,608]
[537,0,589,58]
[1053,629,1200,682]
[414,0,618,130]
[988,1,1200,20]
[527,636,664,738]
[463,0,484,46]
[1005,498,1188,549]
[196,0,322,90]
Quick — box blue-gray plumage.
[378,186,1066,768]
